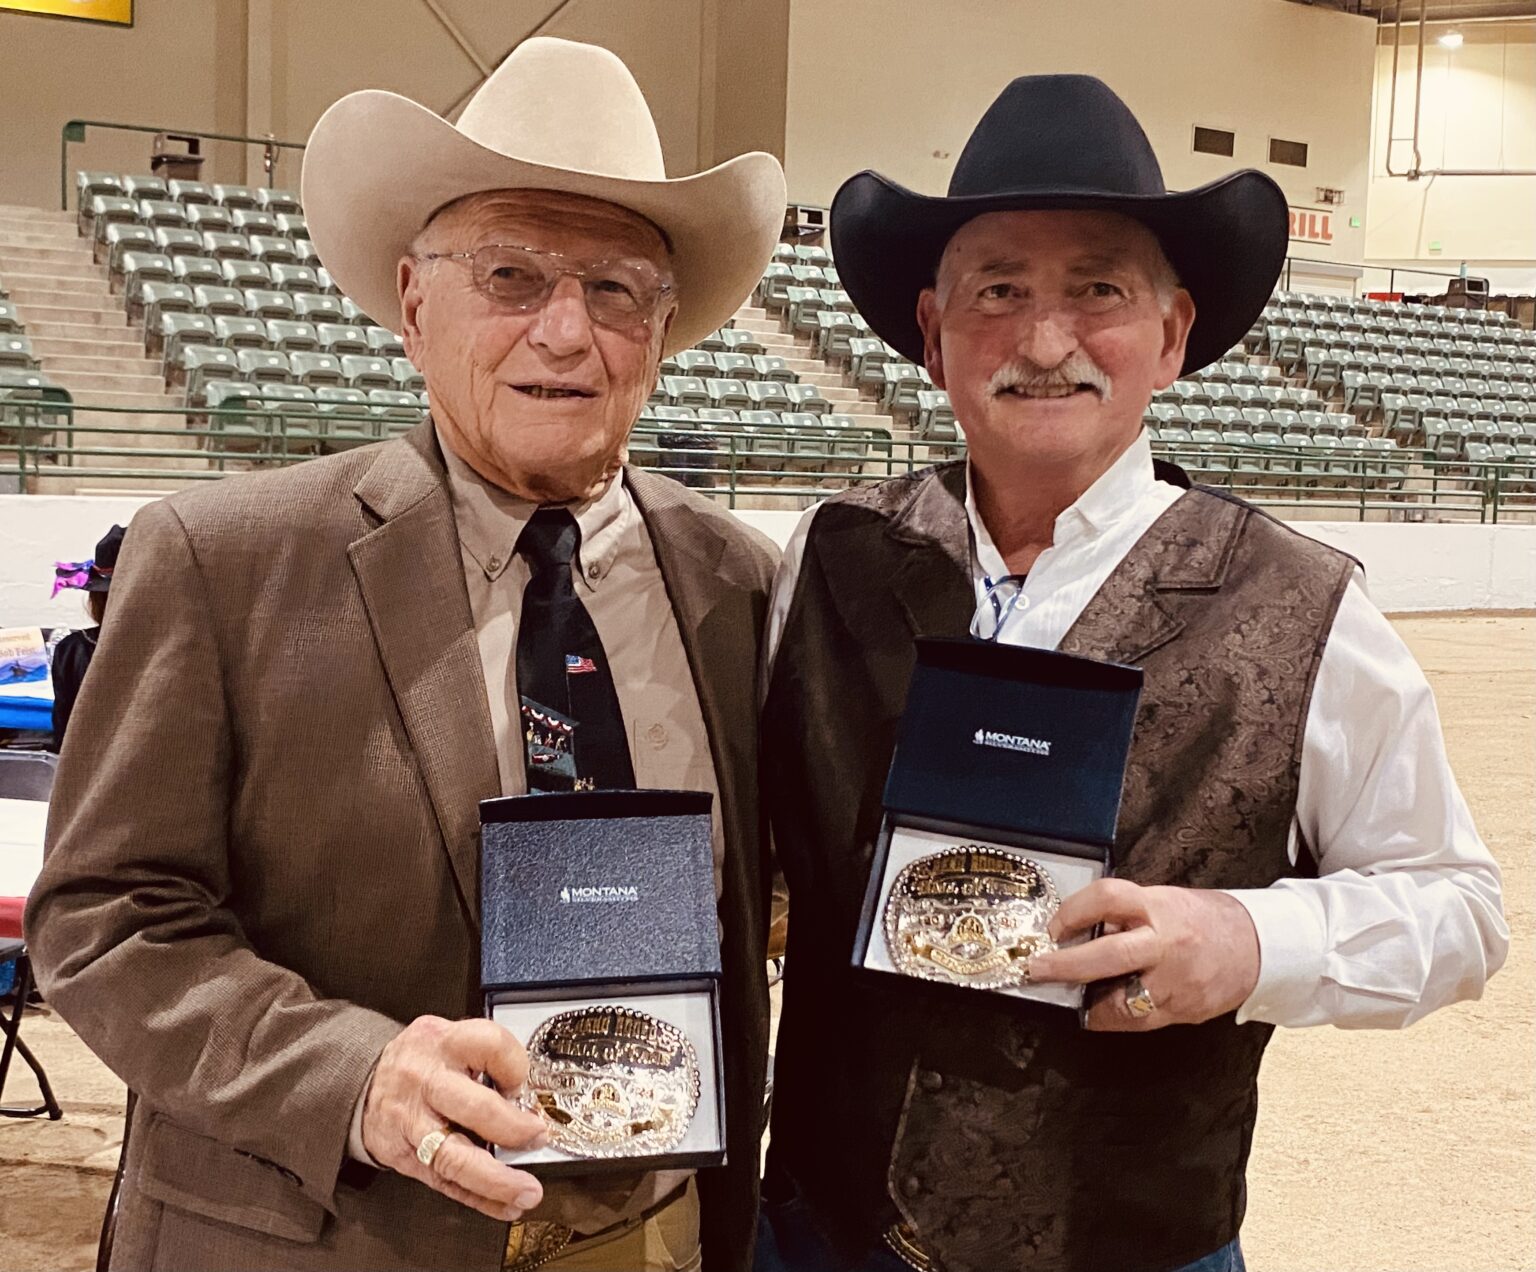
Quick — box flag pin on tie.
[565,654,597,675]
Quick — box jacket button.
[901,1175,922,1198]
[918,1070,943,1093]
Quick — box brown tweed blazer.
[25,422,778,1271]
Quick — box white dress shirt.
[765,433,1508,1029]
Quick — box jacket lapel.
[348,423,498,923]
[623,468,748,821]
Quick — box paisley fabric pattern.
[763,469,1356,1272]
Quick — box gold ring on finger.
[416,1125,452,1169]
[1124,975,1156,1019]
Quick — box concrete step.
[800,371,846,388]
[735,317,780,336]
[7,295,126,323]
[40,352,163,378]
[0,228,90,249]
[67,387,180,409]
[0,243,96,269]
[819,385,861,401]
[23,321,142,346]
[2,270,109,294]
[28,334,148,359]
[0,204,76,224]
[70,428,204,455]
[72,408,195,433]
[829,401,892,418]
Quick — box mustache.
[987,354,1113,402]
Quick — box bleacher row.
[2,171,1536,503]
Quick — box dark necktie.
[514,507,636,792]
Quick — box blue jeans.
[754,1201,1245,1272]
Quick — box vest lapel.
[1059,489,1247,664]
[348,423,498,925]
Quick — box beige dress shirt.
[351,432,725,1233]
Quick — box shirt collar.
[965,430,1161,579]
[437,424,630,592]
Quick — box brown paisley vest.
[761,462,1356,1272]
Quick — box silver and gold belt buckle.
[883,846,1059,989]
[525,1005,701,1159]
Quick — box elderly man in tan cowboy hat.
[28,38,785,1272]
[757,75,1504,1272]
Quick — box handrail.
[60,120,307,210]
[3,399,1528,522]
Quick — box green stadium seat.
[214,184,261,210]
[187,204,235,234]
[192,284,246,317]
[290,351,346,387]
[705,378,751,410]
[156,313,216,372]
[673,350,717,379]
[0,335,38,371]
[392,358,424,391]
[270,263,319,294]
[243,288,295,321]
[250,234,299,266]
[276,214,308,240]
[121,251,174,295]
[318,323,369,355]
[784,382,830,415]
[138,199,188,229]
[261,383,320,452]
[744,380,791,412]
[717,327,765,356]
[365,327,405,358]
[221,260,271,289]
[152,226,205,259]
[342,355,395,389]
[201,231,251,262]
[0,301,20,334]
[258,189,303,215]
[167,179,216,205]
[184,346,241,399]
[122,174,168,201]
[340,298,374,326]
[367,388,425,433]
[135,280,195,329]
[266,320,319,352]
[314,386,376,450]
[295,293,345,324]
[204,380,268,450]
[101,223,155,276]
[76,172,125,230]
[236,349,291,385]
[213,315,269,349]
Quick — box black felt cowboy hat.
[830,74,1288,376]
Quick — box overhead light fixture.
[1439,30,1464,48]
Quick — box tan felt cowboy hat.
[301,37,786,356]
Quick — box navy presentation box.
[479,789,724,1175]
[853,638,1143,1017]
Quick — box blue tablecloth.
[0,695,52,732]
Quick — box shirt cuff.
[348,1063,380,1167]
[1223,884,1329,1027]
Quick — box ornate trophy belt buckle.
[883,846,1059,989]
[526,1005,700,1158]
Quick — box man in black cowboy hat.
[756,76,1505,1272]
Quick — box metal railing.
[60,121,307,209]
[3,398,1533,522]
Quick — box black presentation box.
[852,638,1143,1017]
[480,789,724,1175]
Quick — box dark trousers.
[753,1200,1246,1272]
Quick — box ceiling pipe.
[1382,0,1536,178]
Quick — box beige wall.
[0,2,246,209]
[1365,20,1536,274]
[0,0,791,212]
[783,0,1377,267]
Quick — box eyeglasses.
[417,243,674,331]
[969,575,1030,642]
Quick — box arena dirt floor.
[0,615,1531,1272]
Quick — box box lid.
[884,638,1143,851]
[479,790,721,990]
